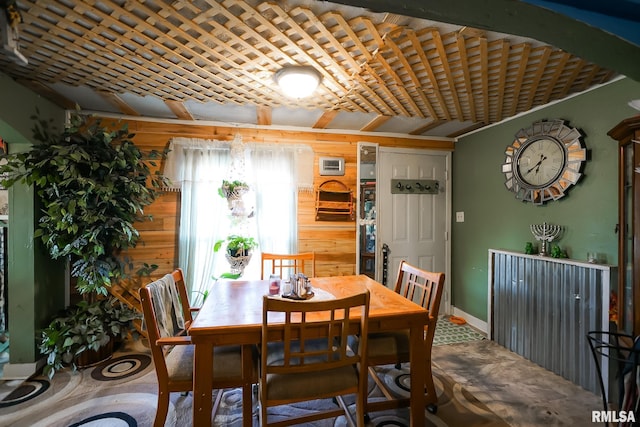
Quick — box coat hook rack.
[391,179,439,194]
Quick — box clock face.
[502,120,586,204]
[514,137,565,188]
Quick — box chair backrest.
[139,269,192,380]
[261,252,315,279]
[261,291,370,377]
[393,261,445,327]
[142,268,193,335]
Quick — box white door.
[377,147,451,315]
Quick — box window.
[164,137,313,304]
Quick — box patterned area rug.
[433,316,486,346]
[0,339,507,427]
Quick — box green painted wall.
[452,77,640,322]
[0,72,66,365]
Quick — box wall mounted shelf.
[315,180,354,221]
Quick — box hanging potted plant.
[0,109,167,374]
[218,179,249,201]
[214,234,258,257]
[218,179,252,216]
[214,234,258,276]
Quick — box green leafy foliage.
[0,110,168,294]
[213,234,258,256]
[550,244,568,258]
[135,262,159,277]
[218,179,249,198]
[39,297,140,379]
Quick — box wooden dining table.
[188,274,429,427]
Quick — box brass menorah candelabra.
[530,222,563,256]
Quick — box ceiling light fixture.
[274,65,322,99]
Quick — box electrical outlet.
[456,211,464,222]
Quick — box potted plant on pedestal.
[0,110,167,377]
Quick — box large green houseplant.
[38,297,139,378]
[0,110,167,375]
[0,110,167,295]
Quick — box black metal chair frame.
[587,330,640,426]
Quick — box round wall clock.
[502,119,586,204]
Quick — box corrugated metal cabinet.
[489,249,616,394]
[608,117,640,335]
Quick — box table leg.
[193,340,214,427]
[241,344,254,427]
[409,324,426,427]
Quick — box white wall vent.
[319,157,345,176]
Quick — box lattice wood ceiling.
[0,0,617,137]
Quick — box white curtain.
[228,144,300,279]
[248,145,297,252]
[164,138,230,307]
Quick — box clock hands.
[525,154,547,175]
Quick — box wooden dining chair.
[139,268,258,427]
[156,268,198,332]
[259,291,370,427]
[352,261,445,415]
[260,251,315,279]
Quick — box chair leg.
[425,356,438,414]
[335,395,357,427]
[367,366,395,400]
[259,384,268,427]
[154,391,170,427]
[241,383,253,427]
[355,387,367,427]
[425,359,437,405]
[212,389,225,422]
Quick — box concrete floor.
[432,340,604,426]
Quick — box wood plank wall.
[106,117,453,296]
